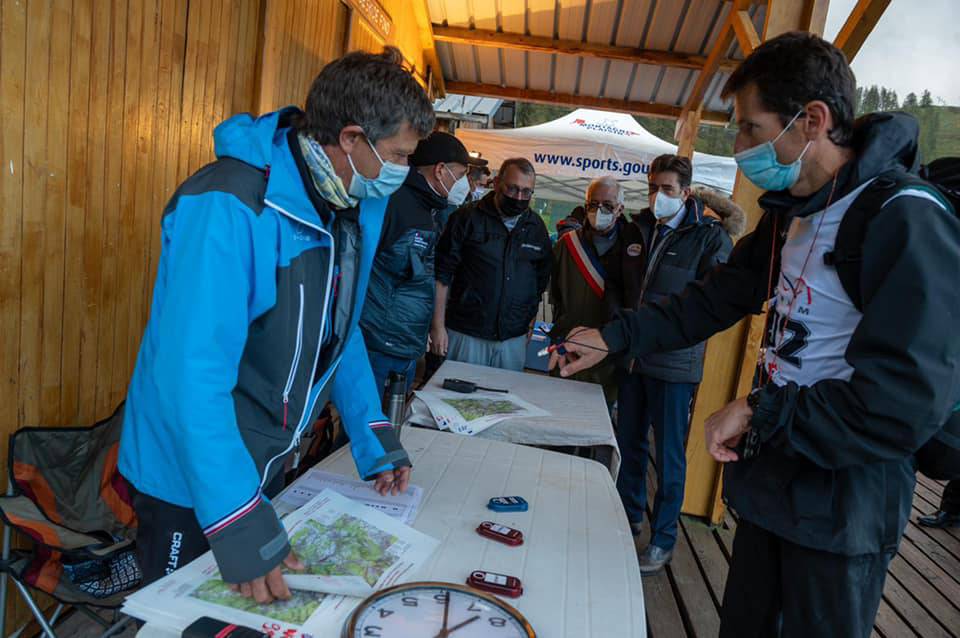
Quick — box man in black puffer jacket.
[616,155,744,575]
[360,132,471,398]
[431,158,552,371]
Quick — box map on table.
[289,515,398,586]
[122,489,439,637]
[414,388,550,435]
[191,576,326,625]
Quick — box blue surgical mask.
[734,111,811,192]
[347,134,410,200]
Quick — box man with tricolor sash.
[549,176,631,403]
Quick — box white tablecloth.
[139,428,645,638]
[408,360,621,478]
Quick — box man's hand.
[429,323,448,356]
[548,327,609,377]
[704,397,753,463]
[228,551,304,604]
[373,466,411,496]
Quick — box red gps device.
[466,570,524,598]
[476,521,524,546]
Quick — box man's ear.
[803,100,832,141]
[681,186,692,200]
[338,125,366,155]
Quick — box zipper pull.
[282,395,289,431]
[292,435,302,470]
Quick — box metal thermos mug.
[386,371,407,437]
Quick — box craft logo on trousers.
[166,531,184,574]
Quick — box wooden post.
[680,0,831,525]
[675,107,701,158]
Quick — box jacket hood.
[403,167,449,209]
[759,111,922,218]
[692,187,748,240]
[214,107,303,169]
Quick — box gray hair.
[586,176,624,204]
[300,47,435,145]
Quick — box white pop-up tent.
[456,108,737,210]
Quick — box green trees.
[511,88,957,164]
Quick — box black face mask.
[498,192,530,216]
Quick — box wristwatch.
[739,387,764,460]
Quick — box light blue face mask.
[347,133,410,200]
[734,111,812,192]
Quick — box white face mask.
[653,191,685,220]
[587,206,617,231]
[440,165,470,206]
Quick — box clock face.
[345,582,534,638]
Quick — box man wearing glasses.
[431,158,552,370]
[548,176,629,404]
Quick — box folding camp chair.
[0,405,141,638]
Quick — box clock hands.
[435,615,480,638]
[441,592,450,632]
[446,614,481,635]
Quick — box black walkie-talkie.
[182,617,269,638]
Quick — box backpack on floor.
[823,157,960,478]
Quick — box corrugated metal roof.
[428,0,766,115]
[433,94,504,116]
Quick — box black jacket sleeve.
[535,224,553,296]
[549,241,565,329]
[600,212,776,357]
[751,195,960,469]
[435,208,469,286]
[697,226,734,279]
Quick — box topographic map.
[191,576,326,624]
[289,514,398,586]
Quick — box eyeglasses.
[502,184,534,200]
[586,201,618,212]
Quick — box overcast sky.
[823,0,960,105]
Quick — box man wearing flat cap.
[360,131,471,397]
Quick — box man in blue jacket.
[361,132,470,398]
[120,47,434,603]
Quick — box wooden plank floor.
[639,465,960,637]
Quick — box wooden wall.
[0,0,255,631]
[257,0,350,112]
[0,0,429,631]
[348,9,385,54]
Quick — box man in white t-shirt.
[551,32,960,637]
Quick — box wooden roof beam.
[412,0,446,97]
[833,0,892,62]
[444,81,731,125]
[731,10,761,56]
[432,24,741,73]
[678,0,753,127]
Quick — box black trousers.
[943,480,960,515]
[720,519,894,638]
[132,473,286,586]
[133,491,210,586]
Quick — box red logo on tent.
[570,118,637,136]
